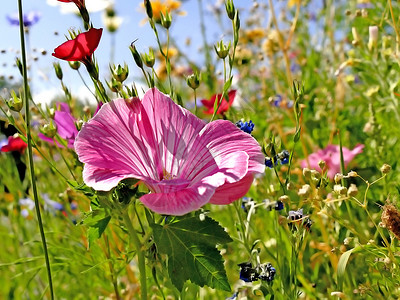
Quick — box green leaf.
[337,246,359,290]
[152,216,232,292]
[80,209,111,249]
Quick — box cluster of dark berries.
[236,120,255,134]
[265,150,290,168]
[238,262,276,283]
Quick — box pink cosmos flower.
[39,102,78,148]
[301,144,364,179]
[75,88,265,215]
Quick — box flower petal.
[140,180,215,215]
[208,174,255,205]
[52,28,102,61]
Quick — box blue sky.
[0,0,274,104]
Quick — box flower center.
[162,169,176,180]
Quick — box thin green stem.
[17,0,54,298]
[121,208,147,300]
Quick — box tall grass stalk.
[17,0,54,298]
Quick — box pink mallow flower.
[301,144,364,179]
[39,102,78,148]
[75,88,265,215]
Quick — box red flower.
[1,136,27,154]
[52,28,103,62]
[201,90,236,115]
[57,0,85,9]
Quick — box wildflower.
[52,28,103,63]
[6,11,41,27]
[75,88,265,215]
[265,157,276,168]
[38,103,78,148]
[301,144,364,179]
[288,208,303,221]
[277,150,290,164]
[258,263,276,282]
[1,135,27,153]
[236,120,254,134]
[141,0,184,23]
[201,90,236,115]
[238,262,258,282]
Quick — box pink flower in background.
[301,144,364,179]
[39,103,78,148]
[75,88,265,215]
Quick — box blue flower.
[258,263,276,282]
[275,200,284,211]
[271,94,282,107]
[6,11,41,27]
[265,157,277,168]
[238,262,258,282]
[236,120,255,134]
[278,150,290,165]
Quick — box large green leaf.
[152,216,233,292]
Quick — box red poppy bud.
[1,136,27,154]
[52,28,103,62]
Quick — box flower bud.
[160,10,172,29]
[214,40,231,59]
[68,61,81,70]
[334,173,343,184]
[368,26,378,51]
[53,62,63,80]
[130,43,143,68]
[15,57,23,76]
[347,184,358,197]
[111,63,129,82]
[298,184,311,197]
[318,160,326,170]
[302,167,311,179]
[186,72,200,90]
[142,48,155,68]
[380,163,391,174]
[144,0,153,19]
[347,171,358,177]
[6,90,23,112]
[225,0,235,20]
[40,121,57,138]
[107,77,122,92]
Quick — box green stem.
[17,0,54,298]
[121,209,147,300]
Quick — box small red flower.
[1,136,27,154]
[201,90,236,115]
[57,0,85,9]
[52,28,103,62]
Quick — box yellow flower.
[141,0,185,23]
[241,27,265,43]
[288,0,301,8]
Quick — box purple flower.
[39,102,78,148]
[6,11,41,27]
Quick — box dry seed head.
[380,163,391,174]
[381,202,400,240]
